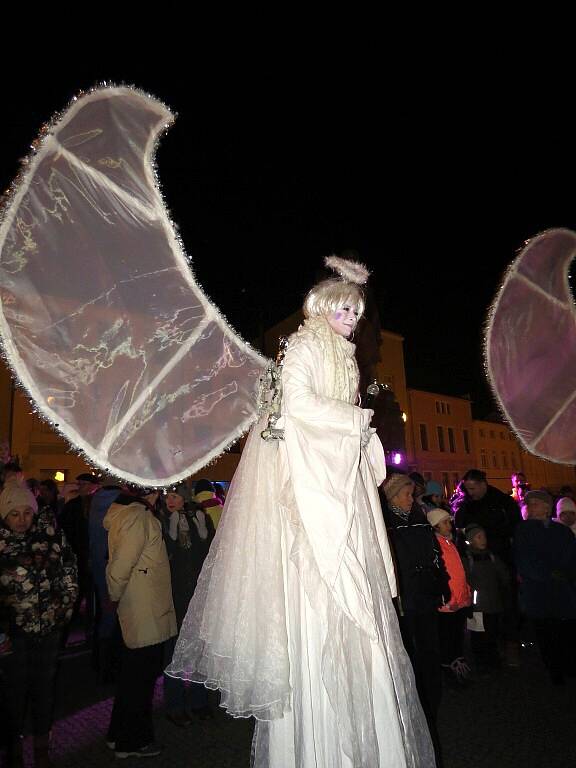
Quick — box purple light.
[392,452,402,465]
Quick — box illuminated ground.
[1,633,574,767]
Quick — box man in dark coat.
[452,469,521,566]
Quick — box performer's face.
[327,305,359,338]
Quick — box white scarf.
[296,316,359,403]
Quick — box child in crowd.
[463,523,510,671]
[427,508,472,685]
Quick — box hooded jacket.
[104,499,176,649]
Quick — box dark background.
[2,64,574,418]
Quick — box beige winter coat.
[104,501,176,649]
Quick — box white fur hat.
[556,496,576,517]
[426,508,451,528]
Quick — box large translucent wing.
[0,86,267,486]
[485,228,576,463]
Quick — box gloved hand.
[360,408,375,448]
[361,427,377,449]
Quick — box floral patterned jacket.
[0,507,78,637]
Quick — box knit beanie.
[0,479,38,520]
[427,508,451,528]
[556,497,576,517]
[425,480,443,497]
[464,523,485,543]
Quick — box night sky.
[2,66,575,417]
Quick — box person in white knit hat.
[555,496,576,536]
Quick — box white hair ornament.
[324,255,370,285]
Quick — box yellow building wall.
[473,419,576,493]
[407,389,474,494]
[10,389,93,482]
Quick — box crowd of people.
[0,458,223,766]
[1,456,576,766]
[381,468,576,734]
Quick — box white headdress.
[303,255,369,319]
[324,255,370,285]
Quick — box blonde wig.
[303,255,369,319]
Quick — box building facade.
[407,388,475,495]
[473,419,576,493]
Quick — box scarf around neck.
[297,315,359,403]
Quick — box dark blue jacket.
[514,518,576,619]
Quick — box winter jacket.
[463,548,509,614]
[89,485,121,599]
[0,508,78,637]
[160,505,215,627]
[383,503,450,614]
[435,534,472,612]
[104,500,176,649]
[514,518,576,619]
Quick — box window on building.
[420,424,429,451]
[502,452,508,468]
[490,430,495,439]
[463,429,471,454]
[441,402,446,414]
[492,453,498,468]
[435,401,440,414]
[481,449,487,468]
[500,432,505,440]
[442,472,450,496]
[437,426,445,452]
[447,403,451,415]
[448,427,455,453]
[479,429,485,438]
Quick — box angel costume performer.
[168,257,435,768]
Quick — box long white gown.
[167,317,435,768]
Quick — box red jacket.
[435,534,472,612]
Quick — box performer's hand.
[361,427,377,449]
[361,408,374,430]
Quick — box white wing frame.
[0,86,267,486]
[485,227,576,465]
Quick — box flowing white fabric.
[0,86,265,486]
[168,321,435,767]
[485,227,576,463]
